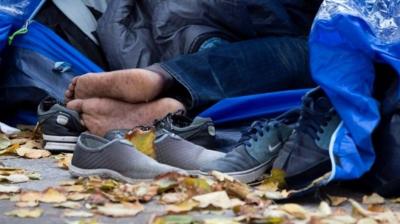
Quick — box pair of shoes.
[69,128,224,181]
[37,96,85,151]
[38,98,214,151]
[202,87,341,187]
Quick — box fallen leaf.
[0,144,19,155]
[0,193,10,200]
[54,201,82,209]
[211,171,235,182]
[280,203,308,220]
[64,210,94,218]
[55,153,73,170]
[4,174,30,183]
[350,199,372,218]
[0,184,20,193]
[328,195,348,207]
[362,193,385,205]
[223,181,251,200]
[161,192,188,204]
[65,219,99,224]
[151,215,195,224]
[125,127,156,158]
[27,172,41,180]
[96,202,144,217]
[183,177,212,194]
[262,169,286,189]
[67,192,90,201]
[19,191,41,202]
[203,218,240,224]
[317,201,332,217]
[0,134,11,150]
[15,201,39,208]
[62,185,85,193]
[357,218,378,224]
[193,191,244,209]
[5,208,43,218]
[367,204,385,213]
[40,188,67,203]
[166,199,199,213]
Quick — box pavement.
[0,156,399,224]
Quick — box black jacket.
[97,0,323,70]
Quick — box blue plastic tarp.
[310,0,400,181]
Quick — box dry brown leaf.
[125,127,156,158]
[328,195,348,207]
[280,203,308,220]
[40,188,67,203]
[0,193,10,200]
[193,191,245,209]
[357,218,378,224]
[62,185,85,193]
[55,153,73,170]
[161,192,188,204]
[64,210,94,218]
[0,133,11,150]
[317,201,332,217]
[350,199,372,218]
[0,144,19,155]
[367,204,385,213]
[5,208,43,218]
[19,191,41,202]
[166,199,199,213]
[54,201,82,209]
[0,184,20,193]
[3,174,30,183]
[67,192,90,201]
[211,171,235,182]
[362,193,385,205]
[223,181,251,200]
[15,201,39,208]
[96,202,144,217]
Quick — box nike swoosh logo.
[268,142,282,152]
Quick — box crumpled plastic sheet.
[0,0,44,20]
[316,0,400,43]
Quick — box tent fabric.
[309,0,400,181]
[200,89,309,125]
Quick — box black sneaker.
[37,96,85,151]
[154,110,216,148]
[273,87,341,190]
[200,109,300,183]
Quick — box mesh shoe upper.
[201,109,300,173]
[273,87,341,190]
[37,96,85,137]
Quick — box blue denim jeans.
[161,36,315,111]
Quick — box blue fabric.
[310,1,400,181]
[200,89,309,124]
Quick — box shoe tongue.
[311,97,331,113]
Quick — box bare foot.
[66,97,185,136]
[65,69,166,103]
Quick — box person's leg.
[161,36,315,110]
[65,68,171,103]
[67,97,184,136]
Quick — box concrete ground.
[0,156,398,224]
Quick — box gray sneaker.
[154,111,216,148]
[201,109,300,183]
[154,129,225,172]
[37,96,85,151]
[70,133,186,182]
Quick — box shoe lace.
[154,110,188,129]
[296,97,334,141]
[239,119,279,147]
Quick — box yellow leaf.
[328,195,348,207]
[40,188,67,203]
[96,202,144,217]
[125,127,156,158]
[5,208,43,218]
[64,210,94,218]
[55,153,73,170]
[15,201,39,208]
[54,201,82,209]
[280,203,308,220]
[262,169,286,189]
[0,144,19,155]
[192,191,244,209]
[19,191,41,202]
[0,134,11,150]
[362,193,385,205]
[166,199,199,213]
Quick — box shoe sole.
[70,164,191,183]
[200,159,273,184]
[44,142,76,152]
[69,164,152,183]
[43,134,79,143]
